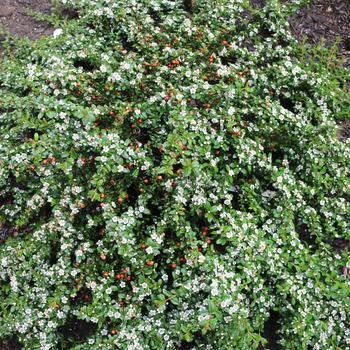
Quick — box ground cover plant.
[0,0,349,349]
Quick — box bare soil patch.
[337,119,350,141]
[0,337,21,350]
[289,0,350,66]
[0,0,53,41]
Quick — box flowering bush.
[0,0,349,349]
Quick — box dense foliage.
[0,0,349,349]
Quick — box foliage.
[0,0,349,349]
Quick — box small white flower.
[198,254,206,263]
[53,28,63,38]
[145,246,153,255]
[110,72,122,82]
[75,250,83,257]
[228,107,235,116]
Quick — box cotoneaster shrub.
[0,0,349,349]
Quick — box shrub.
[0,0,349,349]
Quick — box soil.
[0,0,53,40]
[0,337,21,350]
[289,0,350,67]
[337,119,350,141]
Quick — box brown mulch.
[0,0,53,40]
[289,0,350,67]
[337,120,350,141]
[0,0,53,59]
[0,338,21,350]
